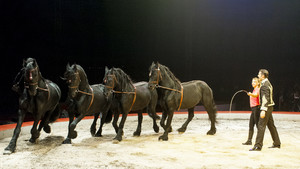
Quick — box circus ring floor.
[0,111,300,169]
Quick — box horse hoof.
[206,130,216,135]
[3,150,13,155]
[70,131,78,139]
[155,115,161,120]
[29,138,37,143]
[94,133,102,137]
[133,131,141,136]
[62,139,72,144]
[177,128,186,133]
[43,125,51,133]
[112,139,120,144]
[158,136,168,141]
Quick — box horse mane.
[159,64,181,86]
[112,68,134,91]
[72,64,89,86]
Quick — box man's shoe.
[242,140,252,145]
[249,146,261,151]
[268,145,280,149]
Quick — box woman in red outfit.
[243,77,260,145]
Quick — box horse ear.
[74,64,78,71]
[23,59,26,67]
[32,58,37,67]
[66,63,71,70]
[105,66,109,74]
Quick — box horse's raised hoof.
[62,138,72,144]
[206,129,216,135]
[168,127,173,133]
[177,127,186,134]
[69,131,78,139]
[158,135,168,141]
[43,124,51,133]
[133,131,141,136]
[155,115,161,120]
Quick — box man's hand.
[260,111,266,118]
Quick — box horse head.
[103,67,117,97]
[148,62,162,90]
[23,58,40,96]
[64,63,81,98]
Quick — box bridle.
[24,66,50,100]
[149,66,184,110]
[104,73,136,112]
[68,72,94,111]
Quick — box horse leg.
[133,111,143,136]
[95,112,107,137]
[148,103,159,133]
[112,112,120,134]
[38,111,52,134]
[113,112,128,143]
[62,112,75,144]
[90,113,99,136]
[159,111,173,141]
[160,111,172,133]
[3,109,25,155]
[204,101,217,135]
[178,108,195,133]
[68,113,86,139]
[29,111,43,143]
[160,111,167,130]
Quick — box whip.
[229,90,248,113]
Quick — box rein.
[25,82,51,101]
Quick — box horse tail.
[104,109,113,123]
[201,83,217,124]
[49,104,62,123]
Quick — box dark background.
[1,0,300,121]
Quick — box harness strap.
[76,86,94,111]
[37,83,50,101]
[155,84,183,111]
[112,86,136,112]
[178,84,183,110]
[87,87,94,111]
[129,86,137,112]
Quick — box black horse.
[103,67,159,142]
[4,58,61,155]
[148,62,217,141]
[62,64,112,144]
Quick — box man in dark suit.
[250,69,281,151]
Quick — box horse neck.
[78,70,90,91]
[160,71,180,89]
[37,70,47,87]
[115,74,134,92]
